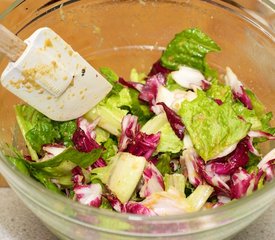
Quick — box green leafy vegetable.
[95,127,110,144]
[31,169,63,194]
[100,67,122,95]
[102,138,118,162]
[31,147,102,169]
[142,113,183,153]
[6,156,30,176]
[206,83,233,103]
[15,105,77,156]
[130,68,146,84]
[161,28,221,77]
[91,152,146,203]
[179,91,251,161]
[156,153,172,175]
[85,103,127,136]
[164,173,186,196]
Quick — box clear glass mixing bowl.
[0,1,274,239]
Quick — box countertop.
[0,188,275,240]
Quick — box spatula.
[0,24,112,121]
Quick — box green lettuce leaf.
[101,138,118,162]
[31,147,102,169]
[156,153,172,175]
[100,67,122,96]
[141,113,183,153]
[179,91,251,161]
[6,156,30,176]
[15,105,77,157]
[161,28,221,78]
[206,83,233,103]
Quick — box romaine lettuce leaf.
[206,83,233,103]
[141,113,183,154]
[179,91,251,161]
[31,147,102,169]
[156,153,172,175]
[100,67,122,95]
[15,105,77,157]
[161,28,221,78]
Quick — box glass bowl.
[0,1,274,239]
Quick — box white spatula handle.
[0,24,27,62]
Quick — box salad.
[6,28,275,216]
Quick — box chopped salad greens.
[6,28,275,216]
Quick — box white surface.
[0,188,274,240]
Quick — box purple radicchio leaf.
[77,117,100,141]
[72,128,100,153]
[257,149,275,182]
[127,132,161,160]
[139,73,166,107]
[207,139,249,175]
[225,67,252,110]
[214,99,223,105]
[180,148,203,187]
[74,183,102,207]
[119,115,139,151]
[171,66,208,90]
[104,193,156,215]
[157,102,185,140]
[230,168,255,199]
[248,130,275,140]
[139,162,165,198]
[90,158,107,170]
[124,201,157,216]
[119,115,161,160]
[41,144,66,160]
[72,166,85,186]
[148,59,171,77]
[197,158,231,197]
[212,195,231,208]
[104,192,124,212]
[201,79,211,90]
[118,77,144,92]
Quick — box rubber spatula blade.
[0,24,112,121]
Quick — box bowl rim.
[0,0,275,226]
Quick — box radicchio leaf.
[225,67,252,110]
[230,168,255,199]
[258,149,275,182]
[139,73,166,112]
[119,115,161,160]
[41,144,66,160]
[72,166,85,186]
[197,158,231,196]
[118,77,144,92]
[139,162,165,198]
[124,201,157,216]
[72,128,100,153]
[157,102,185,140]
[119,115,139,151]
[90,158,107,170]
[171,66,210,90]
[148,59,171,77]
[180,148,203,187]
[248,130,275,140]
[127,132,161,159]
[207,139,249,175]
[77,117,99,141]
[74,183,102,208]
